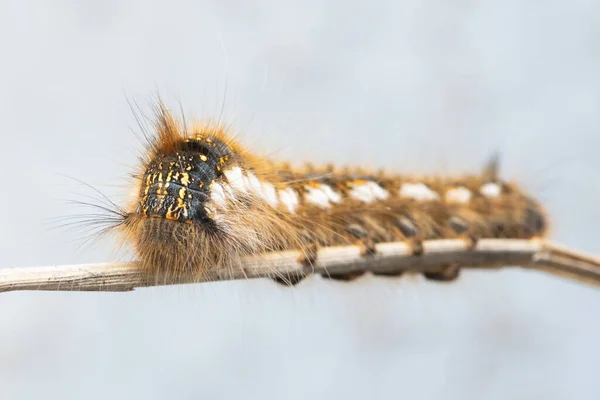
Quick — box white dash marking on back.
[321,184,342,204]
[261,182,279,207]
[246,173,263,197]
[224,167,246,192]
[349,181,389,203]
[278,187,299,213]
[480,182,501,198]
[445,186,472,204]
[370,182,390,200]
[305,185,331,208]
[399,182,440,201]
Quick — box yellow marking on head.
[205,137,212,143]
[165,208,178,221]
[216,165,221,172]
[166,170,173,182]
[199,181,205,188]
[156,185,168,196]
[178,187,187,199]
[180,172,190,186]
[200,154,208,162]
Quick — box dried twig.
[0,239,599,293]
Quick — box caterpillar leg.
[423,217,480,282]
[424,263,461,282]
[272,273,306,286]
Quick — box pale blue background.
[0,1,599,399]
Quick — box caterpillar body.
[105,105,548,285]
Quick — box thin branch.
[0,239,599,293]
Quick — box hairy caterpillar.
[97,104,548,285]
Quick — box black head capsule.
[137,135,235,225]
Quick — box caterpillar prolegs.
[104,105,548,285]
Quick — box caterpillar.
[97,103,549,285]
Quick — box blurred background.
[0,0,599,398]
